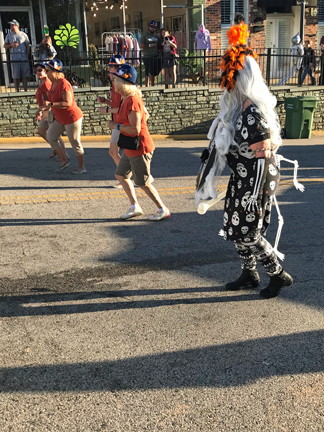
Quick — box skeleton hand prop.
[244,158,264,212]
[275,154,305,192]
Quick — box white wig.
[218,56,282,154]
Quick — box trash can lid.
[297,96,319,101]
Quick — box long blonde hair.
[114,77,142,99]
[52,71,64,80]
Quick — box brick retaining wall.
[0,85,323,138]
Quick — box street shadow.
[1,143,320,188]
[0,329,322,393]
[0,287,261,318]
[0,145,210,185]
[0,217,122,227]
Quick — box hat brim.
[34,63,46,69]
[45,64,64,72]
[110,72,137,85]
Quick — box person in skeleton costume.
[276,33,304,86]
[195,22,303,299]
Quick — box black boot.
[226,269,260,291]
[260,270,293,299]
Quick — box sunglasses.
[36,68,44,72]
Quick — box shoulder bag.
[117,133,140,150]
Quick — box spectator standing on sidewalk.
[39,59,86,174]
[34,36,57,61]
[108,64,170,221]
[34,62,67,159]
[3,19,30,92]
[161,28,178,88]
[301,40,315,85]
[140,20,162,87]
[97,55,124,188]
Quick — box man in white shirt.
[3,19,31,92]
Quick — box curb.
[0,134,208,144]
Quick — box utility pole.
[299,0,305,42]
[160,0,164,28]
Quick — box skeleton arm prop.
[244,158,265,212]
[270,154,305,261]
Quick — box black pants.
[234,230,282,276]
[319,53,324,85]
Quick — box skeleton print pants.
[234,231,282,276]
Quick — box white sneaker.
[72,167,87,175]
[113,182,123,189]
[147,207,170,221]
[120,206,144,220]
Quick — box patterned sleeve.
[244,107,270,146]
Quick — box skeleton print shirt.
[223,103,280,242]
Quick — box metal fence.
[0,48,323,93]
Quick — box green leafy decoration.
[54,23,80,49]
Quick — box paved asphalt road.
[0,138,324,431]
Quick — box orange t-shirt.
[47,78,83,125]
[115,94,155,157]
[35,79,52,108]
[111,82,122,122]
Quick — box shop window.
[133,12,142,31]
[111,16,120,30]
[319,0,324,23]
[221,0,245,25]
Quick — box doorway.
[266,15,293,80]
[0,7,36,89]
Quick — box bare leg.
[171,65,177,85]
[151,75,156,86]
[55,148,68,166]
[145,76,150,87]
[76,154,85,170]
[139,183,164,208]
[22,77,28,92]
[164,68,169,87]
[109,142,121,166]
[58,137,69,158]
[115,175,138,205]
[13,78,20,92]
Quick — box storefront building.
[0,0,323,88]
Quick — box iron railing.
[0,48,323,93]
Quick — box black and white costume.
[221,103,282,276]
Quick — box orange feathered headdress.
[219,22,258,92]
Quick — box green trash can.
[284,96,318,139]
